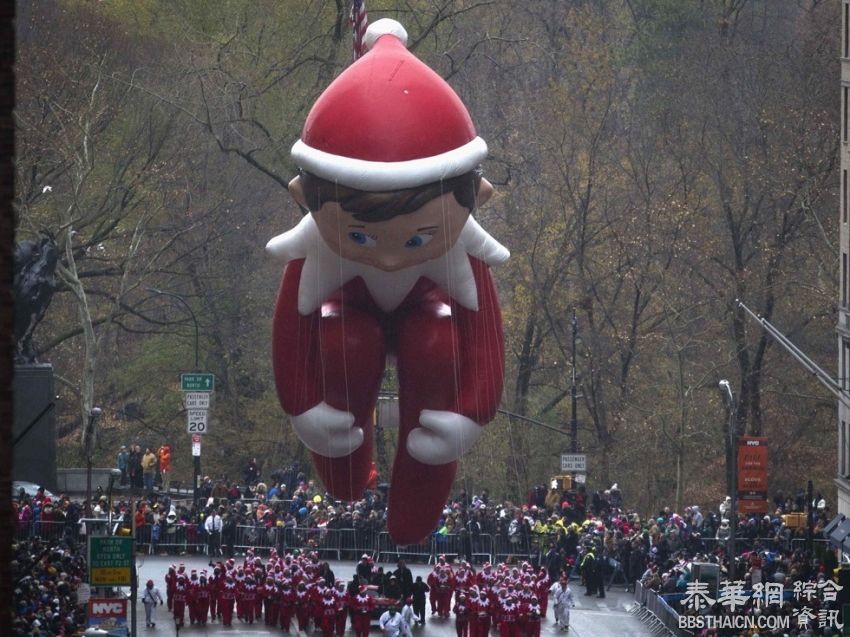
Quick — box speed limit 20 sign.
[187,409,209,434]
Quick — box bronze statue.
[14,231,58,364]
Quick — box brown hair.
[299,169,482,223]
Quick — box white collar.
[267,214,509,315]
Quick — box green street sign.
[88,536,133,586]
[181,373,214,392]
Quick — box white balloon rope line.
[333,179,356,499]
[441,179,465,471]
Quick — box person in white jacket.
[399,598,415,637]
[142,579,164,628]
[549,576,575,632]
[379,606,404,637]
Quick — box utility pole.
[569,310,579,490]
[719,380,738,582]
[130,491,138,637]
[570,309,578,456]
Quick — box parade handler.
[268,18,508,545]
[549,576,575,632]
[142,579,164,628]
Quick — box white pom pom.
[364,19,408,52]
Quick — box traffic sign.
[192,434,201,456]
[88,536,133,586]
[184,392,211,409]
[187,409,208,434]
[560,453,587,472]
[181,373,214,392]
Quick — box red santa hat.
[292,19,487,192]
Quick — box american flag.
[350,0,368,60]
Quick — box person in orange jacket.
[157,443,171,491]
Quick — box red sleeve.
[453,257,504,424]
[272,259,322,416]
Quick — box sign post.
[181,373,215,391]
[737,436,768,514]
[187,409,209,434]
[87,598,128,630]
[560,453,587,473]
[88,536,133,586]
[181,372,214,508]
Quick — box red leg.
[273,261,385,500]
[388,296,463,545]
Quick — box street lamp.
[718,379,738,581]
[145,287,200,371]
[84,407,102,517]
[106,468,122,532]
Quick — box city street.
[130,556,648,637]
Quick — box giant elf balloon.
[267,19,509,545]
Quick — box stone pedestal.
[13,363,57,491]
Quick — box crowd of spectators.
[12,469,843,636]
[11,538,88,637]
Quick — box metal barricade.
[155,522,205,555]
[631,580,686,637]
[276,526,308,553]
[432,532,461,562]
[333,528,375,561]
[233,524,277,554]
[471,534,494,565]
[791,537,832,555]
[18,520,67,543]
[376,532,431,564]
[305,527,375,561]
[492,534,532,563]
[136,523,152,553]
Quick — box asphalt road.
[129,556,649,637]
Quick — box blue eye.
[405,233,434,248]
[348,232,376,247]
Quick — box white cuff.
[406,410,482,465]
[290,402,363,458]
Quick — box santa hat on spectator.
[291,19,487,193]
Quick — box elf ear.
[288,176,308,209]
[476,178,493,208]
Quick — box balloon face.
[310,193,471,273]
